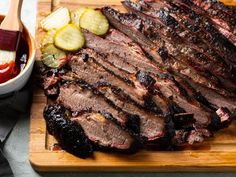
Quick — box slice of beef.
[71,112,138,152]
[95,85,165,141]
[194,0,236,17]
[170,72,217,111]
[185,79,236,113]
[43,104,93,158]
[83,29,161,75]
[102,7,234,97]
[68,49,215,141]
[77,48,206,125]
[57,83,131,127]
[103,29,227,110]
[153,78,213,128]
[78,49,164,113]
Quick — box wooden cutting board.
[29,0,236,172]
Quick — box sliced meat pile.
[39,0,236,158]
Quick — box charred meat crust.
[43,104,93,158]
[44,104,139,155]
[168,1,236,45]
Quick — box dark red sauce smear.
[0,36,29,84]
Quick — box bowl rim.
[0,20,36,87]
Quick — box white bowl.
[0,15,36,95]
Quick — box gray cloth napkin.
[0,85,31,177]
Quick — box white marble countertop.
[1,0,236,177]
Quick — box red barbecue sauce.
[0,36,29,84]
[0,61,18,83]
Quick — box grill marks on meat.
[122,0,236,89]
[102,6,235,97]
[191,0,236,34]
[141,0,236,66]
[144,0,235,79]
[169,0,236,63]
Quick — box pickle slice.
[40,29,57,48]
[70,8,87,28]
[80,9,109,35]
[54,24,85,51]
[41,7,70,31]
[41,44,67,68]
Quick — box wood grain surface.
[29,0,236,172]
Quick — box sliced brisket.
[168,0,236,63]
[191,0,236,34]
[68,51,158,112]
[102,6,235,97]
[83,31,225,128]
[142,0,235,79]
[92,51,211,127]
[66,54,166,141]
[71,112,138,152]
[57,83,130,127]
[41,1,236,156]
[123,0,236,91]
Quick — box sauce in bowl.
[0,35,29,84]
